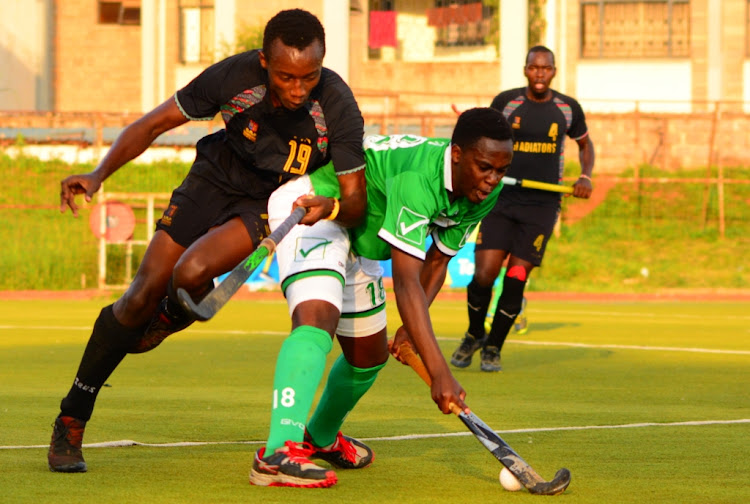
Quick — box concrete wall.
[0,0,53,110]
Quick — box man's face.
[524,50,556,99]
[451,137,513,204]
[260,38,324,110]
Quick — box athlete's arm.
[334,169,367,228]
[389,244,450,360]
[419,244,452,303]
[391,246,467,415]
[571,134,595,199]
[59,98,188,216]
[293,168,366,226]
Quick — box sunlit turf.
[1,298,748,503]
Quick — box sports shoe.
[480,345,502,372]
[249,441,337,488]
[134,297,195,353]
[305,431,374,469]
[514,297,529,335]
[450,333,485,368]
[513,316,528,335]
[48,416,87,472]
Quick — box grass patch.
[2,154,748,291]
[1,298,748,503]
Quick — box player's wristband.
[578,174,592,181]
[325,197,340,221]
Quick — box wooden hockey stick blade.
[397,343,571,495]
[502,176,574,194]
[177,206,306,321]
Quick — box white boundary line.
[502,339,750,355]
[432,305,750,321]
[3,418,748,451]
[2,326,749,355]
[433,337,750,356]
[0,325,287,336]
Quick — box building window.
[581,0,690,58]
[427,1,495,47]
[99,1,141,26]
[179,0,215,63]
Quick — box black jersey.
[174,50,364,199]
[490,87,588,207]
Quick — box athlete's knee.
[473,259,504,286]
[340,329,389,368]
[115,280,166,326]
[172,254,214,294]
[472,268,498,287]
[291,300,340,337]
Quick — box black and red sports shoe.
[48,416,87,473]
[249,441,337,488]
[306,431,374,469]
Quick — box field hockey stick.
[177,206,306,321]
[502,176,574,194]
[397,343,571,496]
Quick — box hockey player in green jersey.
[250,108,513,488]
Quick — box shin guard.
[306,355,386,447]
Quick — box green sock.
[306,354,386,447]
[264,326,333,453]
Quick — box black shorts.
[475,201,560,266]
[154,161,270,250]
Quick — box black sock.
[59,304,145,421]
[467,277,493,338]
[486,276,526,351]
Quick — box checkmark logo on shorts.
[295,237,332,261]
[396,207,429,246]
[299,240,332,258]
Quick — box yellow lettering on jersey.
[283,140,312,175]
[513,141,556,154]
[533,234,545,252]
[548,123,558,142]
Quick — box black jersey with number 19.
[174,49,365,200]
[490,87,588,208]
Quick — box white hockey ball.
[499,467,522,491]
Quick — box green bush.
[1,153,747,291]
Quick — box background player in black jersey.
[49,9,367,473]
[450,45,595,372]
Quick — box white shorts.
[268,176,387,337]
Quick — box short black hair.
[526,45,555,65]
[263,9,326,57]
[451,108,513,150]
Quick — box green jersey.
[310,134,502,261]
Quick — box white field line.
[540,309,750,322]
[433,337,750,355]
[500,339,750,355]
[3,418,748,451]
[0,325,287,336]
[2,325,748,355]
[434,305,750,322]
